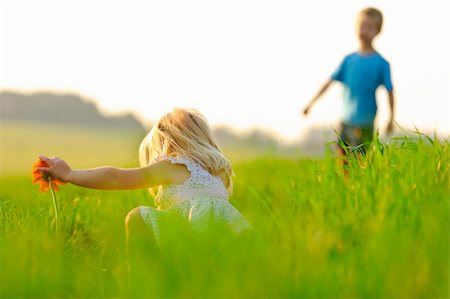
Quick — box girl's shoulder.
[151,155,199,173]
[154,155,230,199]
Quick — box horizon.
[2,89,448,146]
[1,0,449,142]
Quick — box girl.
[37,108,250,274]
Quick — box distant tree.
[0,91,145,132]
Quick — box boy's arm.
[36,155,189,190]
[303,79,333,115]
[386,90,395,133]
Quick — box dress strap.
[151,155,197,173]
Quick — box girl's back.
[140,155,250,246]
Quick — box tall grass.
[0,135,448,298]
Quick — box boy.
[303,7,395,156]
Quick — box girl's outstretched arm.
[36,155,189,190]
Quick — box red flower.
[32,160,65,192]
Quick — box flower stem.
[49,179,59,247]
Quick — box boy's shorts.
[338,122,374,154]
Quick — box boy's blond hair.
[359,7,383,32]
[139,108,233,192]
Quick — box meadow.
[0,122,448,298]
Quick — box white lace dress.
[140,156,250,246]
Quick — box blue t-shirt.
[331,52,393,127]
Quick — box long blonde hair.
[139,108,233,192]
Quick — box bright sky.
[1,0,449,141]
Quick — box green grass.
[0,125,449,298]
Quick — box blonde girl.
[37,108,250,271]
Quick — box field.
[0,122,449,298]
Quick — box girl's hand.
[36,155,72,182]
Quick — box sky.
[1,0,449,142]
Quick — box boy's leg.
[359,126,374,154]
[345,125,374,167]
[337,122,374,173]
[337,122,352,171]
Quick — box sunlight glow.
[1,0,448,141]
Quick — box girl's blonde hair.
[139,108,233,192]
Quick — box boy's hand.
[386,120,394,134]
[36,155,72,182]
[303,105,311,116]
